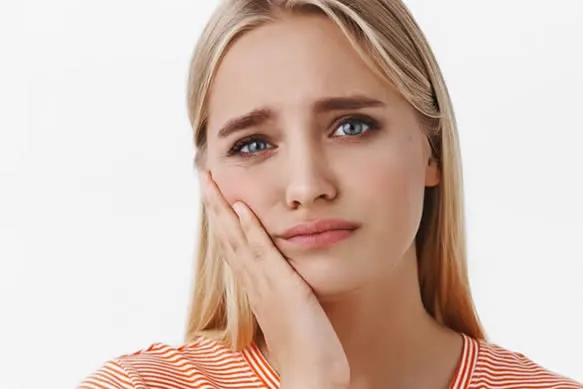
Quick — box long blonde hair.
[185,0,485,350]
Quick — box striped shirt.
[78,333,582,389]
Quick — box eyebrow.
[217,95,385,139]
[313,95,385,112]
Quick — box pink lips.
[278,219,360,249]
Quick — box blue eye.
[228,136,273,156]
[332,118,373,137]
[240,140,271,153]
[227,116,379,157]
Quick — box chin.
[288,254,369,298]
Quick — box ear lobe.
[425,158,441,187]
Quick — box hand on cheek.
[197,169,349,387]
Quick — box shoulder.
[467,337,582,389]
[77,337,270,389]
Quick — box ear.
[425,157,441,187]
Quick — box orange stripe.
[77,335,583,389]
[242,343,277,389]
[249,342,279,386]
[449,333,469,389]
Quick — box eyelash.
[226,115,380,157]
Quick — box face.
[204,13,439,297]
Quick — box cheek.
[210,167,272,213]
[358,144,427,244]
[360,161,422,213]
[359,135,425,197]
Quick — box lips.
[277,219,360,249]
[279,219,360,239]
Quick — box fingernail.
[232,202,245,219]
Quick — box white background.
[2,0,582,388]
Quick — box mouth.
[277,219,360,249]
[283,229,357,249]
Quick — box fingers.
[199,170,292,286]
[198,170,320,340]
[199,171,248,273]
[232,202,279,264]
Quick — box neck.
[259,246,464,389]
[320,247,462,389]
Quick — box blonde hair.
[185,0,485,350]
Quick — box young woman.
[80,0,582,388]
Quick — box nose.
[285,149,338,210]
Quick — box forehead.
[207,13,396,131]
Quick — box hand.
[199,170,350,389]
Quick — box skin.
[202,12,463,389]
